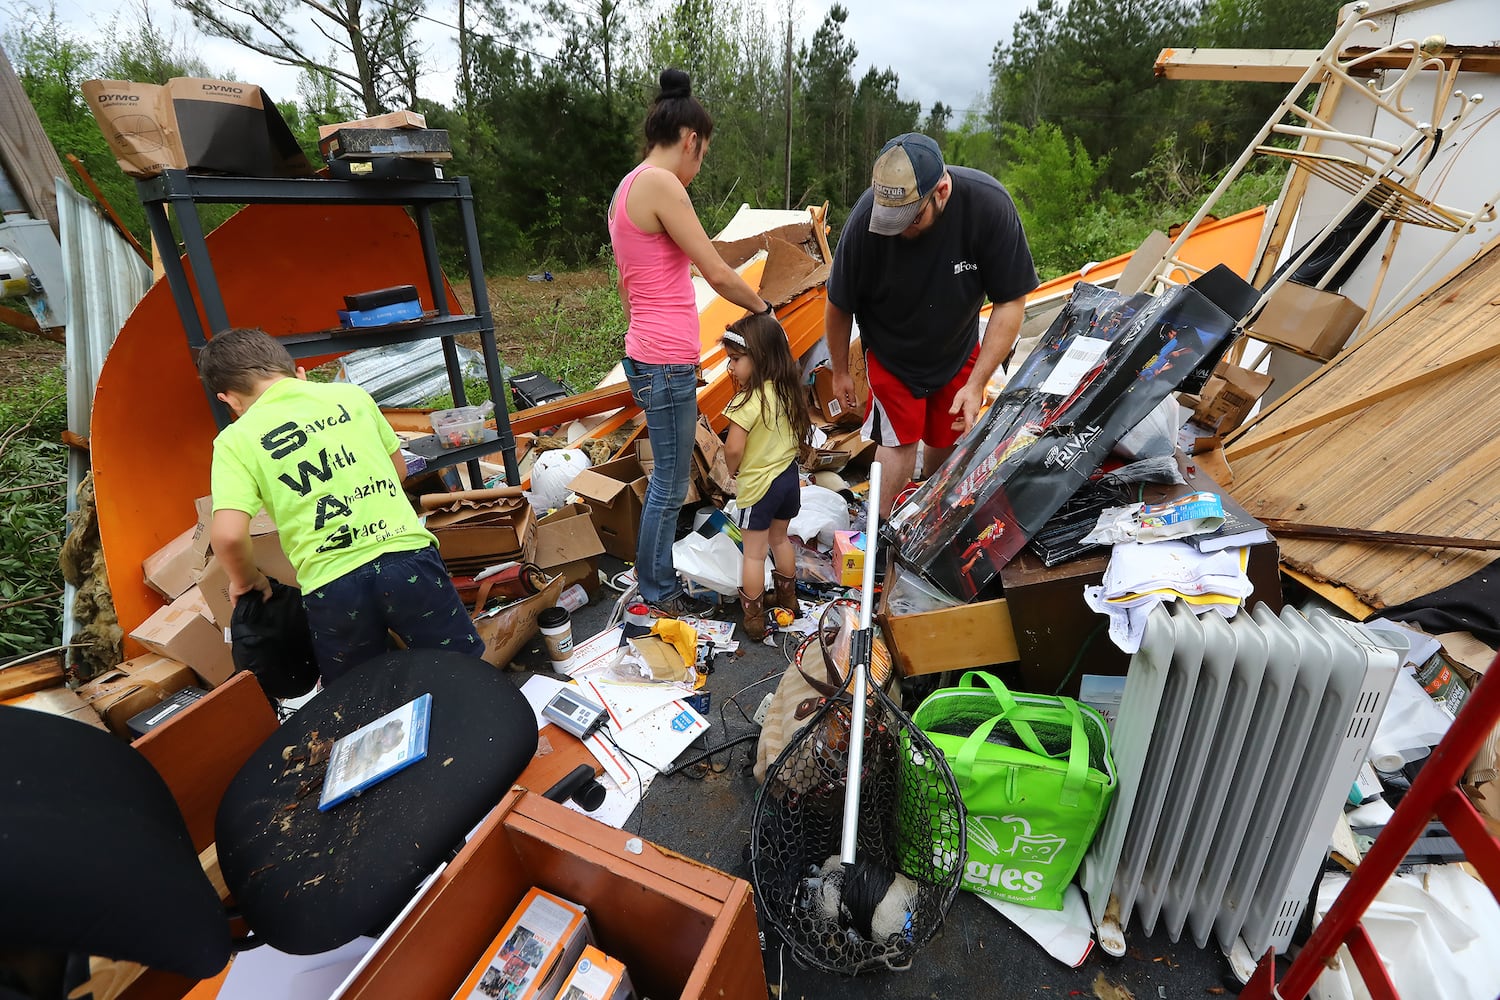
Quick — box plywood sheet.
[1225,236,1500,609]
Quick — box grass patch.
[0,360,68,657]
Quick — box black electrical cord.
[658,731,761,777]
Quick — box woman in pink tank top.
[609,68,774,617]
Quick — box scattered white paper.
[583,677,695,730]
[977,883,1095,968]
[223,936,374,1000]
[564,623,627,681]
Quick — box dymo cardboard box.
[82,77,314,179]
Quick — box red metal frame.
[1241,651,1500,1000]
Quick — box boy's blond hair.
[196,327,296,397]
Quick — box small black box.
[344,284,420,311]
[510,371,574,410]
[326,156,443,181]
[319,127,452,161]
[126,686,209,738]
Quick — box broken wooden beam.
[1261,519,1500,550]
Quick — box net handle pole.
[839,462,882,866]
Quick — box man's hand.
[831,371,858,415]
[230,571,272,606]
[949,383,986,433]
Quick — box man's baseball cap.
[869,133,945,235]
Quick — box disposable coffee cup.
[538,606,574,669]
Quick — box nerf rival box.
[889,266,1254,599]
[82,77,314,178]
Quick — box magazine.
[318,693,432,811]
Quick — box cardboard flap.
[417,486,525,512]
[567,467,634,508]
[535,504,605,566]
[423,494,529,530]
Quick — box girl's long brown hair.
[722,313,811,446]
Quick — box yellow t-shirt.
[725,385,799,507]
[209,378,435,591]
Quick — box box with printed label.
[557,945,634,1000]
[452,887,592,1000]
[832,530,865,587]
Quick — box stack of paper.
[1084,539,1253,653]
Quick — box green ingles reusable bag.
[911,671,1116,909]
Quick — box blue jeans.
[302,545,484,682]
[624,360,699,603]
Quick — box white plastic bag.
[787,485,851,549]
[672,532,769,596]
[527,448,591,509]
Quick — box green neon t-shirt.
[209,378,435,591]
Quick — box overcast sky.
[36,0,1022,120]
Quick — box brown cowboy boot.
[738,588,767,641]
[771,571,798,616]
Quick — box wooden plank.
[1155,47,1325,83]
[1228,340,1500,459]
[0,47,66,235]
[132,671,279,854]
[1155,45,1500,83]
[0,651,65,699]
[1261,519,1500,551]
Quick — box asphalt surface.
[504,555,1252,1000]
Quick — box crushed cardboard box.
[76,653,197,738]
[1181,362,1274,435]
[422,487,536,575]
[82,77,313,179]
[534,503,605,594]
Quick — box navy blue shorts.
[735,462,801,532]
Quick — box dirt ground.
[1,336,65,387]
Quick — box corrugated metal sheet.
[57,180,152,659]
[336,339,487,407]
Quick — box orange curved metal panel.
[95,202,452,647]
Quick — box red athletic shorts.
[862,344,980,449]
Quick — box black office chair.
[215,648,539,954]
[0,707,232,990]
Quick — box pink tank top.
[609,164,700,365]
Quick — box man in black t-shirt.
[826,133,1039,516]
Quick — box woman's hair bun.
[658,68,692,100]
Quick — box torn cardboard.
[474,574,563,670]
[535,503,605,594]
[76,653,197,738]
[422,487,536,573]
[82,77,313,179]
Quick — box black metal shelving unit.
[137,169,521,487]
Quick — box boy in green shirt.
[197,327,483,681]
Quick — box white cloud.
[37,0,1019,120]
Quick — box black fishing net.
[749,602,965,974]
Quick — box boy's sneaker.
[648,591,715,619]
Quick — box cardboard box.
[319,128,453,163]
[833,530,866,586]
[1249,281,1365,360]
[141,524,206,601]
[424,489,537,574]
[809,365,863,428]
[129,600,235,688]
[316,110,426,141]
[534,503,605,594]
[876,558,1019,677]
[195,531,300,630]
[337,789,766,1000]
[633,441,699,506]
[475,575,564,670]
[82,77,313,179]
[1183,363,1274,434]
[452,887,592,1000]
[557,945,634,1000]
[566,456,650,562]
[76,653,198,738]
